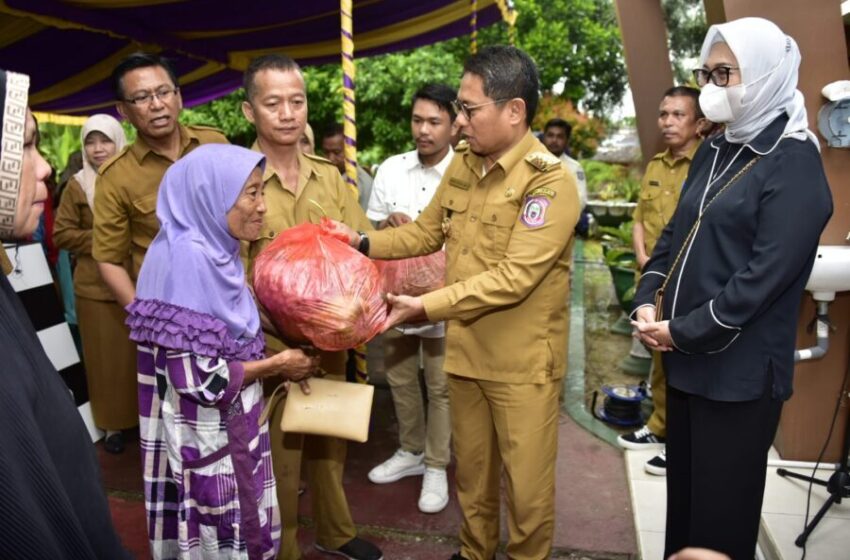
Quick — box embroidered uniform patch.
[520,196,550,228]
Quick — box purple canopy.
[0,0,506,115]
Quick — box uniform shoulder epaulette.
[454,139,470,153]
[524,151,561,172]
[97,145,132,176]
[186,123,226,134]
[304,152,335,166]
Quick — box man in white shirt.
[542,118,587,207]
[543,118,591,235]
[365,83,458,514]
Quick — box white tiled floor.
[625,447,850,560]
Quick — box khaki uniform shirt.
[92,124,228,279]
[53,177,117,301]
[243,146,372,374]
[369,131,580,384]
[633,142,700,255]
[0,249,11,276]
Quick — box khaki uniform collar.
[654,139,701,167]
[251,140,321,189]
[129,123,197,163]
[463,129,536,178]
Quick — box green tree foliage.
[37,122,80,173]
[152,1,627,165]
[179,48,462,166]
[303,47,463,166]
[512,0,626,114]
[181,90,255,147]
[662,0,708,84]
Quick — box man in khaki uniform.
[320,123,374,212]
[618,86,705,476]
[93,53,227,308]
[333,46,580,560]
[92,53,227,454]
[239,54,382,560]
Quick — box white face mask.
[699,83,746,124]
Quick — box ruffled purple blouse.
[126,299,264,362]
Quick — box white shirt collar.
[403,145,454,175]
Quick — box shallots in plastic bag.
[253,218,386,351]
[374,251,446,297]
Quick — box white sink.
[805,245,850,301]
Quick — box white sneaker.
[368,449,425,484]
[418,467,449,513]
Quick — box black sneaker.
[103,432,125,454]
[316,537,383,560]
[644,449,667,476]
[617,425,665,450]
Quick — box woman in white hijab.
[54,114,136,454]
[631,17,833,558]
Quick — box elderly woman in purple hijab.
[126,144,319,560]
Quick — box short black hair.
[544,118,572,138]
[412,83,457,121]
[243,54,302,101]
[111,53,179,100]
[663,86,703,119]
[462,45,539,127]
[322,123,344,141]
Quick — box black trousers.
[664,383,783,560]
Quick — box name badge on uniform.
[449,177,470,190]
[649,180,660,186]
[528,186,557,199]
[520,196,550,228]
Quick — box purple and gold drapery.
[0,0,507,115]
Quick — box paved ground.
[101,386,637,559]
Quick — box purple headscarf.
[129,144,265,360]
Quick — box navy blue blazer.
[633,115,833,402]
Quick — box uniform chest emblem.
[520,196,550,228]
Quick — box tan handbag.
[259,377,375,443]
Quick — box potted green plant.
[598,222,652,376]
[585,161,640,228]
[599,222,637,319]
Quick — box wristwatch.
[357,231,370,256]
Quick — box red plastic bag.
[253,219,386,351]
[374,251,446,297]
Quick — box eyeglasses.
[692,66,739,87]
[451,98,510,120]
[124,87,179,106]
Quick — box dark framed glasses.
[692,66,739,87]
[124,87,179,106]
[451,98,510,120]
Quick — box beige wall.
[614,0,674,164]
